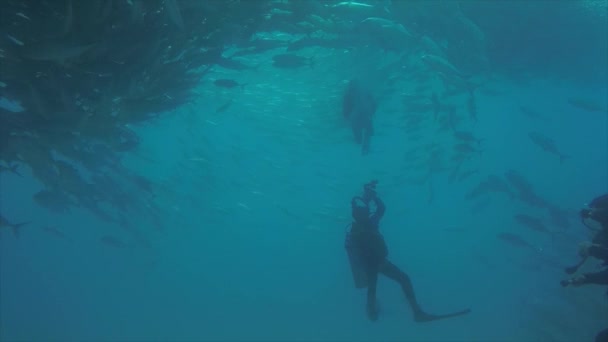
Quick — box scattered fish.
[567,98,607,114]
[356,17,413,51]
[213,79,245,89]
[215,99,233,113]
[0,163,22,177]
[528,132,568,163]
[457,169,479,182]
[272,53,313,69]
[421,54,466,79]
[467,92,477,122]
[20,41,98,65]
[0,215,29,238]
[454,131,482,146]
[497,232,535,250]
[331,1,376,11]
[505,170,549,209]
[100,235,129,248]
[217,57,257,71]
[431,92,440,121]
[547,206,571,230]
[514,214,549,234]
[454,143,482,156]
[15,12,31,21]
[42,225,67,239]
[519,106,547,121]
[33,189,73,213]
[6,34,24,47]
[164,0,184,30]
[466,175,513,200]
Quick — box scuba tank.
[345,223,369,289]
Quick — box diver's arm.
[369,197,385,226]
[581,269,608,285]
[562,269,608,287]
[343,88,354,119]
[588,244,608,261]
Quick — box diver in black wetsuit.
[342,79,377,155]
[561,194,608,342]
[345,180,471,322]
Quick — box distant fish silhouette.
[0,215,29,238]
[42,225,68,239]
[514,214,549,233]
[100,235,129,248]
[497,232,534,249]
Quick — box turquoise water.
[1,1,607,341]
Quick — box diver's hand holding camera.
[363,180,378,202]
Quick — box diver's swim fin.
[414,308,471,323]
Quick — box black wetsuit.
[579,194,608,342]
[346,196,469,322]
[583,234,608,342]
[343,80,377,155]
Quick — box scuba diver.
[342,79,377,155]
[344,180,471,322]
[561,193,608,342]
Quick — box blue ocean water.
[1,1,607,341]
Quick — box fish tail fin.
[308,56,315,68]
[9,164,22,177]
[12,221,29,238]
[559,154,570,164]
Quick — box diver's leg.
[365,265,379,321]
[596,328,608,342]
[378,260,424,316]
[379,259,471,322]
[352,124,363,144]
[361,127,372,155]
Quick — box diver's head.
[580,194,608,232]
[351,196,370,222]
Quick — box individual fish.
[467,92,477,122]
[6,34,24,47]
[15,12,31,21]
[331,1,376,11]
[0,215,29,238]
[164,0,184,30]
[504,171,549,209]
[528,132,568,163]
[454,143,482,156]
[42,225,67,239]
[100,235,129,248]
[454,131,482,146]
[567,98,607,114]
[547,206,571,230]
[215,99,233,113]
[431,92,440,121]
[504,170,532,194]
[470,198,491,214]
[356,17,413,51]
[0,163,22,177]
[272,54,313,69]
[497,232,534,249]
[20,41,98,65]
[466,175,512,200]
[519,106,547,121]
[217,57,257,71]
[514,214,549,233]
[33,189,73,213]
[420,35,445,57]
[421,54,466,79]
[457,169,479,182]
[213,79,245,89]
